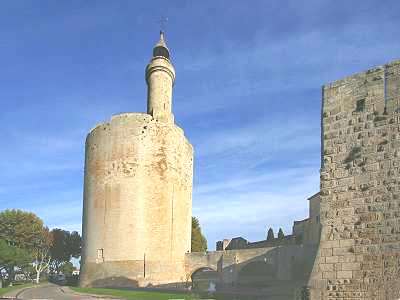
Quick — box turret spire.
[153,31,170,59]
[146,31,176,123]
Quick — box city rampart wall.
[309,60,400,299]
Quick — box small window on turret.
[356,99,365,112]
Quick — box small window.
[97,249,103,259]
[316,216,320,223]
[356,99,365,112]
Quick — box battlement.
[323,59,400,116]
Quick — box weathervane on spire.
[152,17,171,59]
[159,16,169,34]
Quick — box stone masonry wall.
[80,112,193,287]
[186,245,317,285]
[310,60,400,299]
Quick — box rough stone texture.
[186,246,317,283]
[303,193,321,245]
[186,245,317,298]
[309,59,400,300]
[146,56,175,124]
[80,33,193,288]
[80,113,193,287]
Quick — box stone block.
[336,270,353,279]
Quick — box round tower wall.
[80,113,193,287]
[146,57,175,123]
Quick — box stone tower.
[309,60,400,299]
[80,32,194,287]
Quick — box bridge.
[184,245,317,298]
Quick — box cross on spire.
[159,16,169,33]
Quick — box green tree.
[0,239,32,285]
[20,264,35,282]
[49,229,81,274]
[0,210,53,284]
[0,209,45,250]
[60,262,74,276]
[32,227,53,284]
[67,231,82,259]
[191,217,207,252]
[278,228,285,239]
[0,210,46,284]
[267,227,274,241]
[49,229,70,274]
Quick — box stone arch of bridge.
[190,266,217,279]
[185,263,219,283]
[189,266,218,289]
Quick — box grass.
[71,287,201,300]
[0,283,34,296]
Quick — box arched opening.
[237,260,277,287]
[191,267,218,291]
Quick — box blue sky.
[0,1,399,250]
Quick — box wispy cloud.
[193,166,319,246]
[190,116,321,248]
[194,118,319,158]
[175,19,400,119]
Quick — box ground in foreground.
[72,287,200,300]
[0,283,33,296]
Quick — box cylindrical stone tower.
[80,32,193,288]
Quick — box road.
[4,283,119,300]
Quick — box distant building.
[216,192,321,250]
[216,237,249,250]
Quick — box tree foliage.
[49,229,81,274]
[32,227,53,284]
[267,227,274,241]
[68,231,82,258]
[60,262,74,276]
[0,209,53,284]
[278,228,285,239]
[50,229,70,264]
[0,209,45,250]
[0,239,32,282]
[191,217,207,252]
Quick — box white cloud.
[194,118,319,159]
[174,20,400,119]
[193,167,319,248]
[49,223,82,234]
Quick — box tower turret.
[80,31,193,288]
[146,31,176,123]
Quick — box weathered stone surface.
[309,59,400,300]
[80,33,193,287]
[80,113,193,287]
